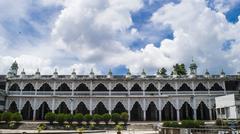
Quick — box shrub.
[8,121,16,129]
[0,113,2,121]
[181,120,199,128]
[2,112,12,123]
[74,113,84,125]
[89,122,95,130]
[56,114,65,125]
[93,114,102,125]
[112,113,121,124]
[65,114,74,124]
[84,114,92,125]
[102,113,111,125]
[37,123,46,133]
[215,118,226,126]
[11,113,22,123]
[162,121,179,127]
[45,112,55,125]
[115,124,123,133]
[120,112,128,125]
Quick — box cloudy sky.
[0,0,239,75]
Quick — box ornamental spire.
[107,68,113,79]
[89,68,95,78]
[71,68,76,79]
[141,69,146,78]
[126,68,131,78]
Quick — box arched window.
[75,83,89,91]
[178,83,192,91]
[93,83,108,91]
[161,83,175,91]
[8,101,18,112]
[210,83,224,91]
[195,83,207,91]
[39,83,53,91]
[130,102,143,121]
[57,83,71,91]
[180,102,193,120]
[36,102,51,120]
[93,102,108,115]
[130,84,142,91]
[162,102,177,121]
[55,102,70,114]
[146,83,158,92]
[9,83,20,91]
[74,102,89,115]
[112,84,127,91]
[21,101,33,120]
[112,102,127,114]
[146,102,159,121]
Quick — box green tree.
[173,63,187,75]
[102,113,111,125]
[56,114,65,125]
[160,68,167,75]
[84,114,92,125]
[112,113,121,124]
[65,114,74,124]
[11,112,22,123]
[2,112,12,123]
[45,112,56,125]
[120,112,128,125]
[93,114,102,125]
[74,113,84,125]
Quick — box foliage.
[8,121,16,129]
[162,121,180,127]
[11,112,22,123]
[172,64,187,75]
[64,124,71,129]
[56,113,65,125]
[181,120,202,128]
[215,118,226,126]
[74,113,84,125]
[76,127,85,134]
[45,112,55,125]
[37,123,46,133]
[0,113,2,121]
[120,112,128,125]
[2,112,12,123]
[115,124,123,132]
[65,114,74,124]
[89,122,95,130]
[84,114,92,124]
[93,114,102,125]
[160,68,167,75]
[102,113,111,125]
[112,113,121,124]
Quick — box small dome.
[205,69,209,75]
[189,59,197,69]
[72,69,76,75]
[53,68,58,75]
[21,69,26,75]
[141,69,146,75]
[90,68,94,75]
[108,69,112,75]
[11,61,18,69]
[221,69,225,75]
[126,69,131,75]
[35,68,40,75]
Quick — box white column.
[70,99,73,114]
[71,82,75,96]
[176,98,180,121]
[158,98,162,121]
[18,98,22,113]
[222,81,226,95]
[35,82,38,96]
[208,98,212,120]
[90,81,93,96]
[142,82,145,96]
[128,98,131,121]
[143,98,146,121]
[158,82,161,96]
[193,97,197,120]
[207,81,210,95]
[128,82,130,96]
[51,98,55,113]
[90,98,92,115]
[33,98,36,121]
[192,81,195,95]
[108,98,111,114]
[175,82,178,95]
[53,82,56,96]
[20,82,23,95]
[108,82,112,96]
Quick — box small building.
[215,94,240,119]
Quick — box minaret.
[126,69,131,78]
[220,69,225,78]
[107,69,113,79]
[52,68,58,78]
[20,69,26,78]
[89,68,95,78]
[11,61,18,76]
[35,68,41,78]
[141,69,146,78]
[204,69,210,78]
[189,59,197,78]
[71,69,77,79]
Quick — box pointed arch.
[210,83,223,91]
[75,83,89,91]
[162,102,177,121]
[130,83,142,91]
[146,83,158,92]
[8,101,18,112]
[36,102,51,120]
[93,102,108,115]
[178,83,192,91]
[9,83,20,91]
[112,83,127,91]
[146,102,159,121]
[55,102,70,114]
[57,83,71,91]
[112,102,127,114]
[23,83,35,91]
[93,83,108,91]
[180,102,193,120]
[130,102,143,121]
[74,102,89,115]
[21,101,33,120]
[39,83,53,91]
[197,102,210,120]
[161,83,175,91]
[195,83,207,91]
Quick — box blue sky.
[0,0,239,75]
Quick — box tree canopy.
[172,64,187,75]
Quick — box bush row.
[45,112,129,125]
[0,112,23,123]
[162,120,204,128]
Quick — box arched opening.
[195,83,207,91]
[178,83,192,91]
[130,102,143,121]
[112,102,127,114]
[8,101,18,112]
[210,83,224,91]
[74,102,89,115]
[162,102,177,121]
[146,102,159,121]
[9,83,20,91]
[21,101,33,120]
[180,102,193,120]
[112,84,127,91]
[55,102,70,114]
[56,83,71,91]
[39,83,53,91]
[130,84,142,91]
[93,102,108,115]
[197,102,210,120]
[23,83,35,91]
[145,83,158,92]
[75,83,89,91]
[161,83,175,91]
[93,84,108,91]
[36,102,51,120]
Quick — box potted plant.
[45,112,55,125]
[112,113,121,124]
[115,124,123,134]
[102,113,111,125]
[36,123,46,133]
[120,112,128,126]
[76,127,85,134]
